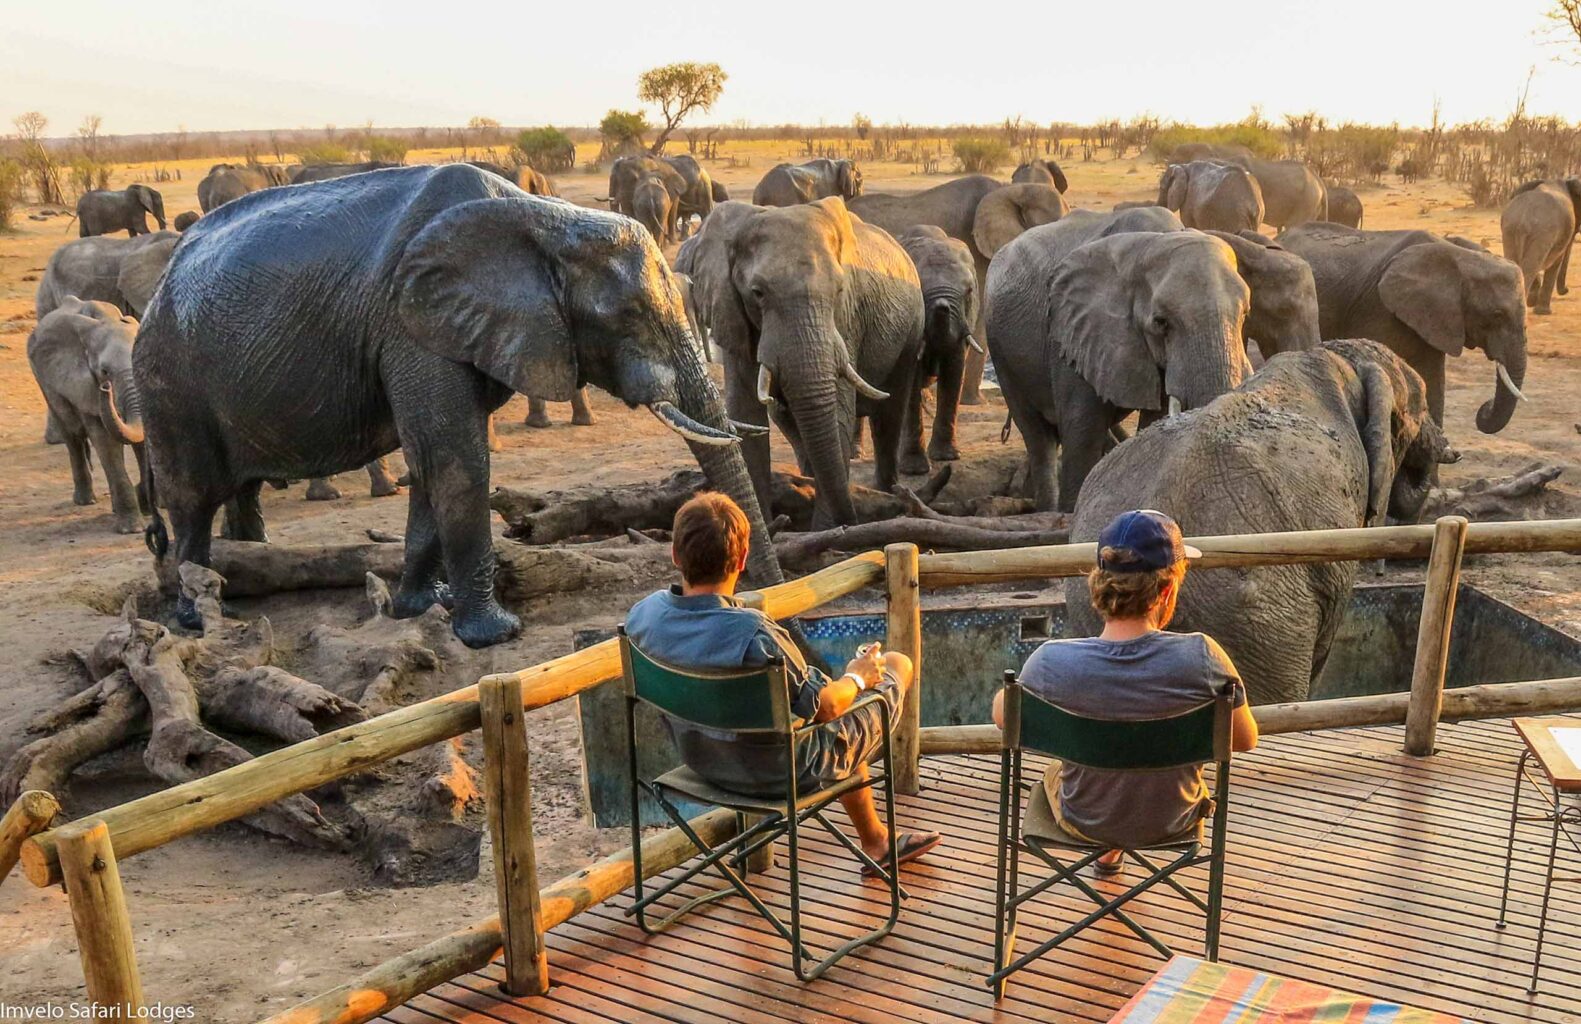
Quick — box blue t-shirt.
[624,587,829,793]
[1019,631,1244,847]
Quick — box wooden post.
[886,543,923,795]
[1,790,58,889]
[479,676,549,996]
[57,819,143,1016]
[1404,515,1469,757]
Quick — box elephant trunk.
[926,296,963,352]
[786,375,859,526]
[101,367,145,445]
[1166,320,1248,412]
[1474,343,1527,434]
[151,195,167,231]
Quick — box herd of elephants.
[25,142,1581,703]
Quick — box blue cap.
[1096,510,1202,573]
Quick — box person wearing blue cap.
[993,509,1259,875]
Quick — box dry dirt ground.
[0,144,1577,1019]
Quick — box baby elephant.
[632,175,676,244]
[1502,177,1581,314]
[28,298,148,533]
[896,225,979,473]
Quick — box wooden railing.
[3,518,1579,1024]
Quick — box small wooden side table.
[1496,717,1581,992]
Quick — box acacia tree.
[638,62,727,155]
[1549,1,1581,55]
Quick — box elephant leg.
[1057,416,1109,514]
[167,499,219,631]
[221,481,268,543]
[1001,387,1057,511]
[927,353,965,463]
[570,386,595,426]
[83,420,139,533]
[66,431,96,506]
[366,457,402,497]
[1535,265,1558,316]
[1556,241,1571,295]
[898,384,931,477]
[45,410,65,445]
[392,481,451,618]
[959,262,990,405]
[524,396,552,428]
[429,461,518,647]
[304,477,341,501]
[868,396,909,493]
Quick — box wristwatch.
[842,672,868,692]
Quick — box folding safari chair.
[988,669,1236,999]
[618,626,904,981]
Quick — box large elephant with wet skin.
[1068,340,1459,704]
[76,185,167,237]
[1279,223,1528,434]
[198,164,290,212]
[134,165,782,646]
[850,176,1069,402]
[29,298,148,533]
[1502,177,1580,315]
[752,159,863,207]
[987,207,1251,512]
[684,198,924,526]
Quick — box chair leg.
[1497,751,1528,929]
[991,756,1013,1001]
[1530,796,1562,993]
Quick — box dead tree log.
[774,518,1071,569]
[893,485,1067,533]
[1423,464,1565,522]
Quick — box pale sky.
[5,1,1579,136]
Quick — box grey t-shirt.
[624,587,829,794]
[1019,630,1244,848]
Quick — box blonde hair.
[1087,547,1187,622]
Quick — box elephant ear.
[810,196,860,263]
[117,236,177,317]
[1047,160,1069,194]
[1048,236,1162,411]
[394,197,578,401]
[1355,357,1398,528]
[1160,166,1187,211]
[837,161,858,198]
[1377,243,1466,357]
[973,184,1068,258]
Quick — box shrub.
[952,136,1010,174]
[1148,120,1284,163]
[365,136,408,162]
[0,160,23,230]
[68,158,112,197]
[298,142,352,165]
[517,127,576,172]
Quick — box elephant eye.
[1151,314,1170,335]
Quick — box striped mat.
[1108,956,1471,1023]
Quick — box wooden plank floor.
[387,718,1581,1024]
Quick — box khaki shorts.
[798,670,905,789]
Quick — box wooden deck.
[384,718,1581,1024]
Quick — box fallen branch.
[893,485,1066,533]
[1424,464,1564,522]
[774,517,1070,569]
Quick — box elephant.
[1278,222,1528,433]
[1164,145,1326,231]
[661,154,717,234]
[684,198,924,526]
[1157,161,1264,233]
[173,211,200,232]
[1501,177,1580,315]
[465,161,557,196]
[28,298,148,533]
[36,231,179,319]
[76,185,166,237]
[632,174,677,243]
[895,225,978,474]
[1067,339,1460,704]
[605,155,688,218]
[711,179,731,203]
[850,175,1068,403]
[751,159,863,207]
[287,161,402,184]
[525,387,595,428]
[1326,185,1363,228]
[986,208,1251,511]
[1202,230,1322,360]
[133,164,782,647]
[1011,158,1069,193]
[197,164,289,213]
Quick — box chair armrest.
[794,688,892,734]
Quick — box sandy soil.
[0,145,1577,1020]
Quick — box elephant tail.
[141,463,169,559]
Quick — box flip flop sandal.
[861,831,943,878]
[1094,852,1125,877]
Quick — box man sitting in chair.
[994,509,1259,874]
[625,492,943,875]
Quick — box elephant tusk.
[1168,395,1183,417]
[844,362,890,401]
[757,364,775,406]
[965,334,985,354]
[729,419,769,437]
[1439,446,1463,464]
[649,401,738,447]
[1496,363,1527,403]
